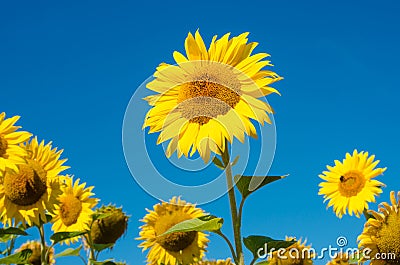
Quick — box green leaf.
[90,259,116,265]
[234,175,287,198]
[0,249,32,264]
[93,243,114,252]
[160,215,223,237]
[54,246,82,258]
[244,235,296,258]
[212,157,225,170]
[0,227,28,236]
[50,231,87,244]
[221,149,230,166]
[92,212,113,221]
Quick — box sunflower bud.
[90,205,129,245]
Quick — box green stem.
[223,145,244,265]
[214,231,237,262]
[38,225,48,265]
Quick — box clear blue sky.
[1,1,400,264]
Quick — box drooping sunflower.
[0,112,32,173]
[268,237,314,265]
[15,240,55,265]
[138,196,209,265]
[0,137,68,226]
[318,150,386,218]
[143,30,282,161]
[51,176,97,244]
[358,191,400,265]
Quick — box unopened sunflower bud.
[15,240,55,265]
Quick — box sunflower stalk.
[38,224,48,265]
[221,141,244,265]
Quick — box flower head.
[138,196,209,265]
[319,150,386,218]
[143,30,282,162]
[358,191,400,265]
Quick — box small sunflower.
[51,176,97,244]
[143,30,282,162]
[318,150,386,218]
[138,196,209,265]
[0,137,68,226]
[268,237,314,265]
[0,112,32,173]
[326,253,353,265]
[15,240,55,265]
[195,259,234,265]
[358,191,400,265]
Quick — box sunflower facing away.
[358,191,400,265]
[0,112,32,173]
[0,137,68,226]
[318,150,386,218]
[143,30,282,161]
[268,237,314,265]
[138,196,209,265]
[326,253,353,265]
[195,259,234,265]
[51,176,97,244]
[15,240,55,265]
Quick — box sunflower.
[15,240,55,265]
[0,112,32,173]
[318,150,386,218]
[0,137,68,226]
[326,253,353,265]
[268,237,314,265]
[358,191,400,265]
[138,196,209,265]
[195,259,234,265]
[143,30,282,161]
[51,176,97,244]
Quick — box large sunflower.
[0,137,68,226]
[51,176,97,244]
[0,112,32,173]
[318,150,386,218]
[268,237,314,265]
[143,30,282,161]
[358,191,400,265]
[138,196,209,265]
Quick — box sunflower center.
[338,171,366,197]
[177,68,241,125]
[3,161,47,206]
[60,194,83,226]
[376,212,400,263]
[0,135,7,157]
[157,231,197,252]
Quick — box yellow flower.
[51,176,97,244]
[0,137,68,226]
[326,253,352,265]
[358,191,400,265]
[138,196,209,265]
[0,112,31,173]
[268,237,314,265]
[195,259,234,265]
[318,150,386,218]
[143,30,282,161]
[15,240,55,265]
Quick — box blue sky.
[1,0,400,264]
